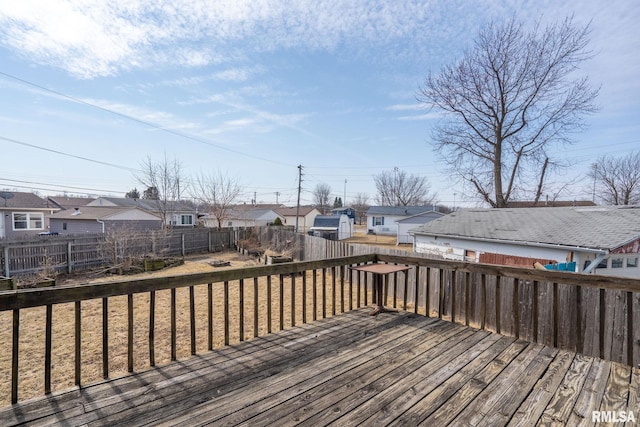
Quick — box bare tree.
[374,169,437,206]
[351,192,370,225]
[419,16,599,208]
[137,154,187,227]
[588,151,640,205]
[192,171,242,229]
[312,183,332,214]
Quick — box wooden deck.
[2,309,638,426]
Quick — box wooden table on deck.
[350,263,412,315]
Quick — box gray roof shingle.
[411,206,640,251]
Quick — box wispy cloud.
[386,103,424,111]
[0,0,473,79]
[397,112,441,121]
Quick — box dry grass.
[0,252,388,407]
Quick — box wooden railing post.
[254,278,259,338]
[127,294,134,372]
[279,275,284,330]
[45,304,53,394]
[75,301,81,386]
[171,289,177,361]
[267,276,272,334]
[150,291,156,365]
[190,285,196,353]
[290,273,296,327]
[102,298,109,379]
[12,309,19,404]
[207,284,213,351]
[239,279,245,341]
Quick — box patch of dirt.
[58,251,263,286]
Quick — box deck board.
[1,309,639,427]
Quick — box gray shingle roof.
[0,191,51,209]
[227,208,277,220]
[50,206,149,220]
[275,206,317,216]
[47,196,95,209]
[90,197,194,212]
[411,206,640,251]
[396,211,445,224]
[366,205,439,216]
[313,215,340,227]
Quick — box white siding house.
[410,206,640,278]
[88,197,196,227]
[223,208,284,228]
[274,206,321,232]
[366,206,440,236]
[49,206,162,234]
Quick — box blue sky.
[0,0,638,208]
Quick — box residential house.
[308,214,353,240]
[396,210,445,244]
[0,191,60,238]
[87,197,196,227]
[331,207,356,220]
[274,206,321,232]
[218,207,284,228]
[410,206,640,278]
[366,205,440,236]
[49,206,162,234]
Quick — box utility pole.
[592,163,597,203]
[394,166,399,206]
[275,192,280,204]
[344,179,347,206]
[295,165,302,233]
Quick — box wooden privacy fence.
[0,228,234,277]
[2,251,640,406]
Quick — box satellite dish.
[0,192,13,207]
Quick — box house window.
[13,212,44,230]
[465,250,476,259]
[611,257,623,268]
[627,257,639,268]
[373,217,383,226]
[597,259,608,269]
[63,222,67,231]
[180,215,193,225]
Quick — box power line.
[0,177,124,194]
[0,135,139,172]
[0,70,294,167]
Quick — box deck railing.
[1,252,640,407]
